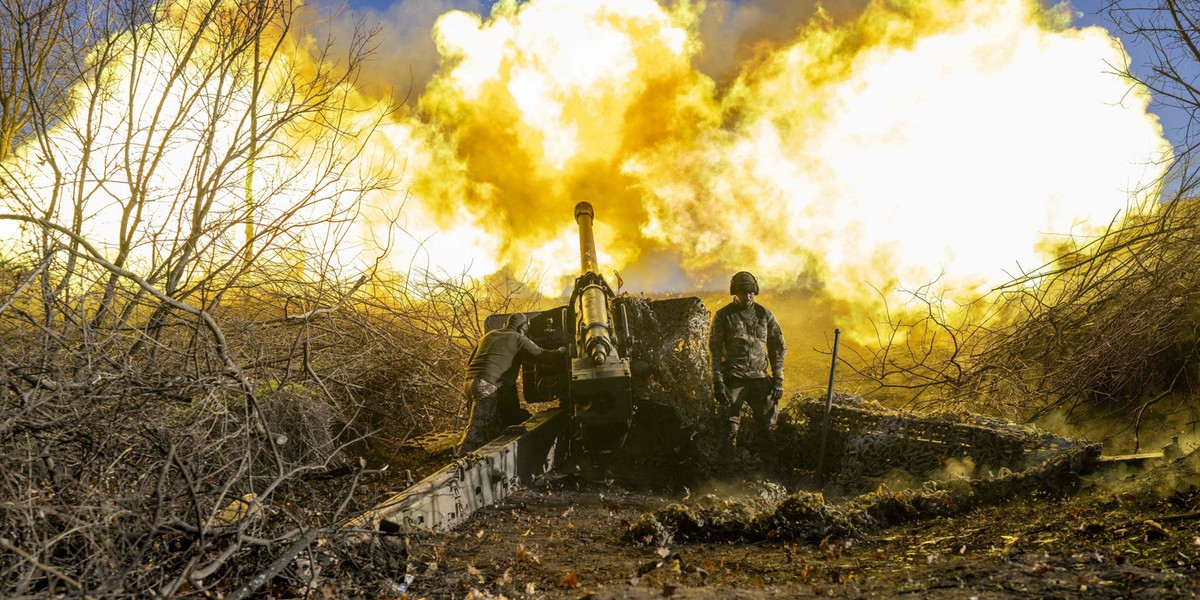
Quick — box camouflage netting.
[776,394,1090,494]
[621,295,713,424]
[603,296,726,479]
[626,395,1101,545]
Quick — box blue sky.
[1068,0,1192,149]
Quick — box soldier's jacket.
[709,302,786,383]
[466,329,564,385]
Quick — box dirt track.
[399,462,1200,599]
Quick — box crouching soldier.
[709,271,787,466]
[458,313,566,456]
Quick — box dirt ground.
[393,458,1200,599]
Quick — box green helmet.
[729,271,759,294]
[505,313,529,331]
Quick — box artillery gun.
[486,201,705,461]
[349,202,714,533]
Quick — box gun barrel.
[575,202,599,274]
[573,201,614,365]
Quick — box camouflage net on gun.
[604,296,725,479]
[620,295,713,426]
[626,396,1101,545]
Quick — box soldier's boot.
[711,420,738,477]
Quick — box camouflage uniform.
[709,285,786,457]
[458,314,565,456]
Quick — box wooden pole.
[815,328,840,486]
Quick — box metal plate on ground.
[344,409,564,534]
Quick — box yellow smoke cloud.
[410,0,708,275]
[1,0,1170,312]
[0,0,389,277]
[371,0,1169,304]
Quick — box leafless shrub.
[0,245,543,594]
[0,0,501,595]
[839,277,1005,412]
[844,194,1200,452]
[969,198,1200,429]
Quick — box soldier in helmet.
[458,313,567,456]
[710,271,787,465]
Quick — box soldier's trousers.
[722,376,778,456]
[457,377,500,456]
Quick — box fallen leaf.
[517,544,540,564]
[320,581,337,599]
[207,492,260,528]
[919,536,954,546]
[558,572,581,588]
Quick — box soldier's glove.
[713,379,729,405]
[770,379,784,404]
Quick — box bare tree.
[1105,1,1200,194]
[0,0,431,595]
[0,0,82,160]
